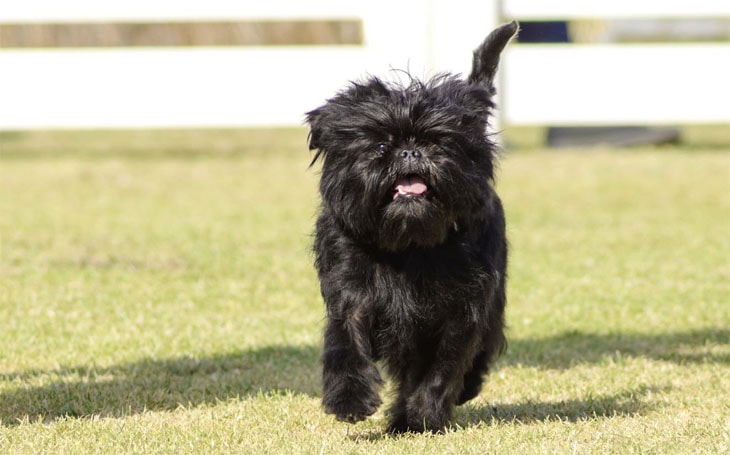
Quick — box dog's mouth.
[393,174,428,200]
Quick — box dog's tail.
[468,21,519,92]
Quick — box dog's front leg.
[400,324,480,432]
[321,311,383,423]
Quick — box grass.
[1,128,729,453]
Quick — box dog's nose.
[400,149,422,160]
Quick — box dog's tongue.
[394,176,428,199]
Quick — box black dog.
[306,22,518,433]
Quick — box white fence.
[500,0,730,125]
[0,0,728,129]
[0,0,497,129]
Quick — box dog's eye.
[376,143,390,154]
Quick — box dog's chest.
[371,249,484,320]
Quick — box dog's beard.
[375,162,462,251]
[378,193,453,252]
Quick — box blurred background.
[0,0,728,148]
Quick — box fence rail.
[0,0,727,129]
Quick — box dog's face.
[307,22,517,252]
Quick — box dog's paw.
[386,413,410,434]
[402,389,453,433]
[323,388,382,423]
[334,410,372,424]
[387,414,443,434]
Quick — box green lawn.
[1,129,728,453]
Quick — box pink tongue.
[394,176,428,199]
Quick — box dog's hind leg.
[457,349,490,405]
[457,326,506,405]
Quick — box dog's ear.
[305,107,323,151]
[305,107,327,165]
[468,21,519,91]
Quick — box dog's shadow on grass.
[0,345,321,426]
[448,327,728,431]
[456,384,668,429]
[2,327,727,427]
[504,327,729,369]
[353,384,666,441]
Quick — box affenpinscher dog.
[306,21,518,433]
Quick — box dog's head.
[307,22,518,252]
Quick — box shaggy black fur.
[306,22,518,433]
